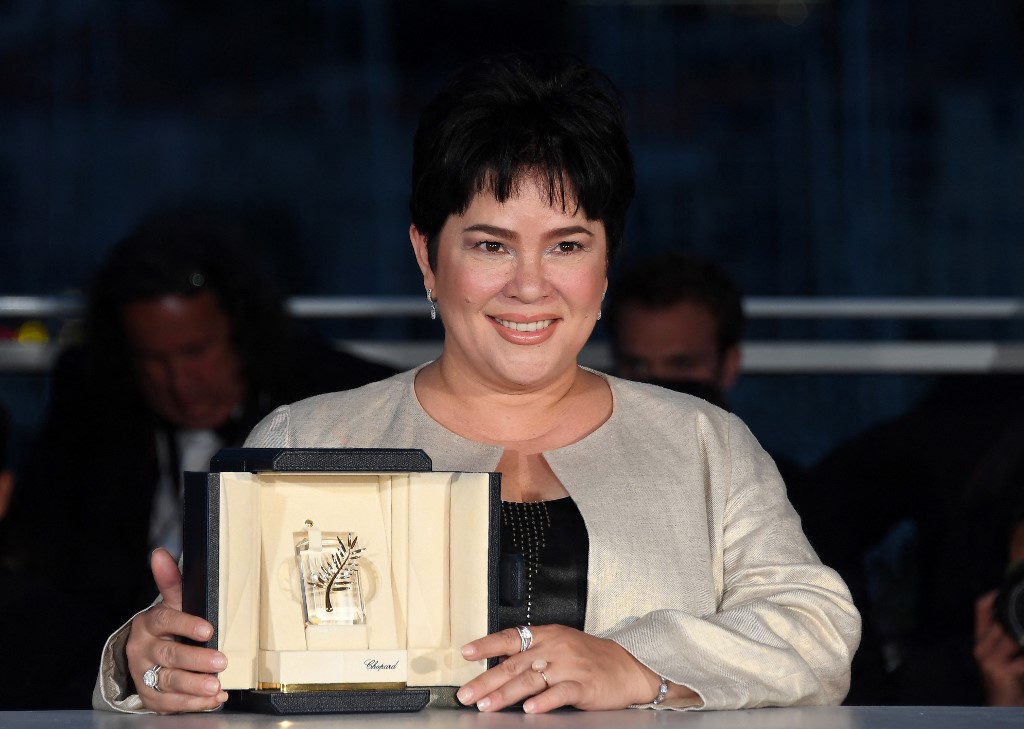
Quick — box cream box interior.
[182,450,498,695]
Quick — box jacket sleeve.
[605,414,861,710]
[242,404,294,447]
[92,612,150,712]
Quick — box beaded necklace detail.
[501,500,552,625]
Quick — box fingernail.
[476,697,491,712]
[196,624,213,640]
[217,691,229,704]
[457,687,473,705]
[461,643,475,658]
[523,700,536,714]
[211,654,227,670]
[202,678,220,695]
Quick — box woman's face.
[411,175,607,392]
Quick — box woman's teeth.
[495,318,553,332]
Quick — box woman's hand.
[456,625,694,713]
[125,548,229,714]
[974,591,1024,707]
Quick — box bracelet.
[629,676,669,708]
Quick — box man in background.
[0,206,395,708]
[604,252,742,409]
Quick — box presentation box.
[182,448,499,714]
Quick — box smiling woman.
[411,178,609,398]
[95,52,860,715]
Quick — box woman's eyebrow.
[463,223,516,239]
[549,225,594,238]
[462,224,595,238]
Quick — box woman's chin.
[483,354,579,391]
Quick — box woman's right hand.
[126,548,229,713]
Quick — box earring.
[597,310,602,321]
[426,288,437,321]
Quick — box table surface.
[1,706,1022,729]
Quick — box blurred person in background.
[603,252,740,409]
[0,206,395,708]
[602,252,809,487]
[974,506,1024,707]
[807,378,1024,705]
[965,416,1024,707]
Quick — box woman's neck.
[414,357,610,452]
[414,358,613,502]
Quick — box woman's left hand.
[456,625,681,713]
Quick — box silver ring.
[142,664,163,693]
[515,625,533,653]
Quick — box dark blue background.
[1,0,1022,470]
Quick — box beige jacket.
[94,367,860,711]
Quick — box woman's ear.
[409,224,435,290]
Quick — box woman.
[95,52,860,714]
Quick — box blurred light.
[16,320,49,344]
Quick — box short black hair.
[410,51,635,269]
[605,252,745,356]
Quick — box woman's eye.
[478,241,503,253]
[556,241,582,253]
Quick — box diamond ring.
[142,664,163,693]
[515,625,533,653]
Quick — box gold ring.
[538,670,550,688]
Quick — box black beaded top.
[497,497,589,631]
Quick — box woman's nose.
[504,254,550,302]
